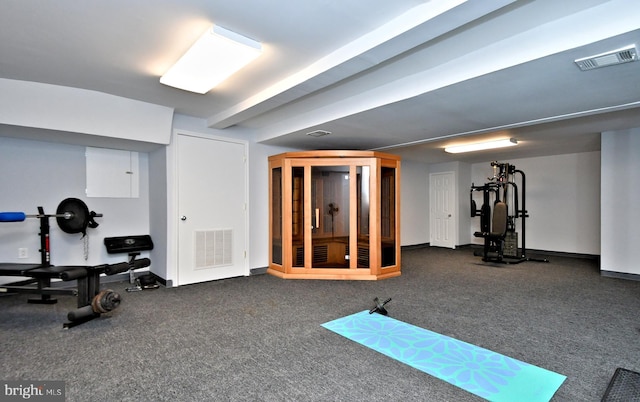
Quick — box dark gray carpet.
[1,247,639,401]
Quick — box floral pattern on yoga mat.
[322,311,565,401]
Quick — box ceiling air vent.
[574,45,638,71]
[306,130,331,137]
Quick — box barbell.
[0,198,102,235]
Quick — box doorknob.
[181,216,187,221]
[448,214,452,217]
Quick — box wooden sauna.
[268,150,401,280]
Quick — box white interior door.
[430,171,456,249]
[177,134,248,285]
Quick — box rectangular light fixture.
[160,25,262,94]
[444,138,517,154]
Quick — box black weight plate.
[56,198,89,234]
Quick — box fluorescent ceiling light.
[160,25,262,94]
[444,138,518,153]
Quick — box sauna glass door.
[271,167,282,265]
[311,166,350,268]
[381,166,396,266]
[357,166,370,268]
[291,166,305,267]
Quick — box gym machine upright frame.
[470,161,548,264]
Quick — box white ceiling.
[2,0,639,163]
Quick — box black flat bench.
[0,262,45,276]
[0,263,81,303]
[0,236,153,327]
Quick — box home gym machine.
[470,161,548,264]
[0,198,152,327]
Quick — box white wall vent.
[574,45,638,71]
[306,130,331,137]
[195,229,232,269]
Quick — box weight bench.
[1,236,153,328]
[0,262,123,328]
[1,201,154,326]
[0,249,152,328]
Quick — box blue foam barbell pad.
[0,212,26,222]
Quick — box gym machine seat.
[103,235,154,292]
[474,202,508,262]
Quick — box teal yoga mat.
[322,311,566,401]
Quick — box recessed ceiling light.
[444,138,517,153]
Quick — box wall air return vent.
[574,45,638,71]
[195,229,232,269]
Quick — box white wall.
[415,153,601,254]
[400,160,430,246]
[457,162,472,246]
[148,146,168,280]
[0,136,151,283]
[601,130,640,275]
[469,152,601,255]
[0,78,173,145]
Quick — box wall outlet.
[18,248,28,259]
